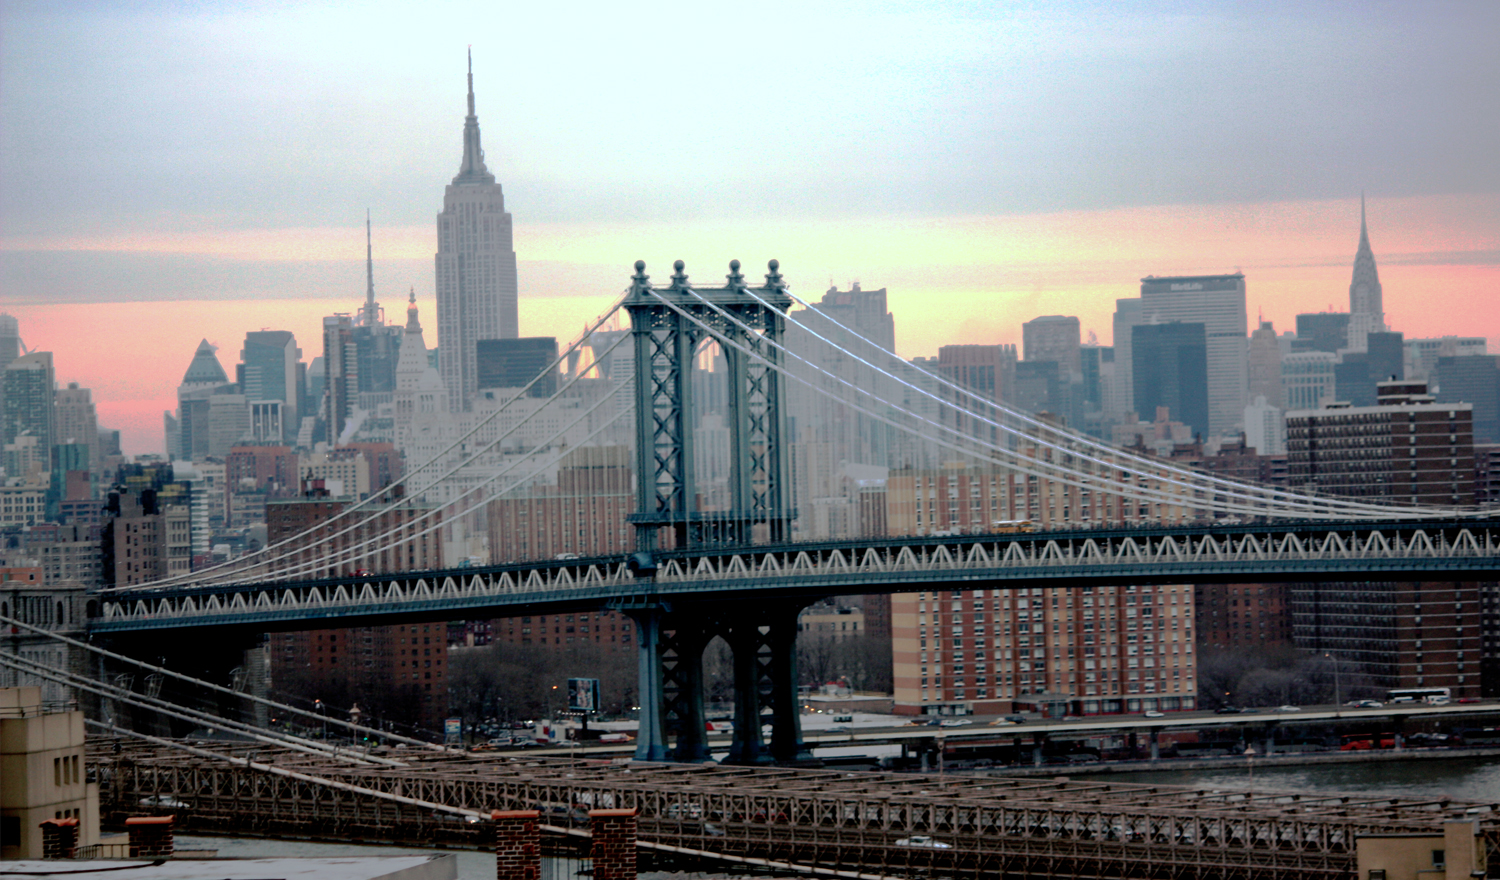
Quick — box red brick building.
[1195,583,1293,649]
[265,491,449,736]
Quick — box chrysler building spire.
[1346,192,1387,351]
[453,48,495,185]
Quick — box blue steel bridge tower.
[622,259,810,764]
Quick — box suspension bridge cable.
[201,390,634,586]
[651,286,1392,521]
[683,281,1456,521]
[0,652,393,766]
[765,284,1474,519]
[128,297,628,590]
[0,614,445,753]
[115,328,632,590]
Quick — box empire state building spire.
[435,48,519,412]
[453,48,495,185]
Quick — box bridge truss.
[98,741,1499,879]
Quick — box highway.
[494,700,1500,760]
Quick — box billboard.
[568,678,600,713]
[444,717,462,740]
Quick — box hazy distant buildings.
[3,352,56,476]
[1434,355,1500,444]
[435,53,519,412]
[1333,330,1404,407]
[1131,322,1209,440]
[1021,315,1081,375]
[322,315,357,444]
[1246,320,1284,409]
[1243,395,1286,456]
[1136,274,1247,437]
[1293,312,1350,354]
[1282,351,1337,411]
[1110,298,1144,419]
[54,383,99,477]
[238,330,302,442]
[1407,336,1487,382]
[476,337,558,397]
[175,340,233,460]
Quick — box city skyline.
[2,2,1497,454]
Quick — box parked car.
[896,835,953,849]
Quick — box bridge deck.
[91,519,1500,633]
[95,738,1500,879]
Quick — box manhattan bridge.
[12,259,1500,878]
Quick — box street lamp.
[1324,653,1341,706]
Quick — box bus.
[1386,687,1451,704]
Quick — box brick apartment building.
[265,486,449,735]
[1195,583,1293,650]
[487,446,635,655]
[886,436,1214,717]
[1285,380,1482,697]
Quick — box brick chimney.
[491,809,540,880]
[125,815,174,858]
[589,809,638,880]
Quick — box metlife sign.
[1141,274,1244,295]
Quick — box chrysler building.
[1345,194,1387,352]
[434,51,519,411]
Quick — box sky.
[2,1,1498,455]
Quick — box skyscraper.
[1346,195,1387,352]
[1132,322,1209,440]
[3,352,55,476]
[1137,274,1247,437]
[1246,320,1284,409]
[353,212,404,410]
[434,51,519,412]
[322,315,356,445]
[238,330,301,441]
[1021,315,1081,375]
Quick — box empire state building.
[435,51,519,411]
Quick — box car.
[939,719,973,727]
[988,718,1016,726]
[1276,705,1301,712]
[1214,705,1242,715]
[1356,699,1385,708]
[138,795,189,809]
[1003,714,1026,724]
[1241,707,1259,713]
[1143,710,1165,718]
[896,835,953,849]
[1458,697,1482,704]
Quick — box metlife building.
[1137,274,1248,438]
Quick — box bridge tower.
[622,260,811,765]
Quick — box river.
[1075,752,1500,802]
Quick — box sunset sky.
[2,1,1497,455]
